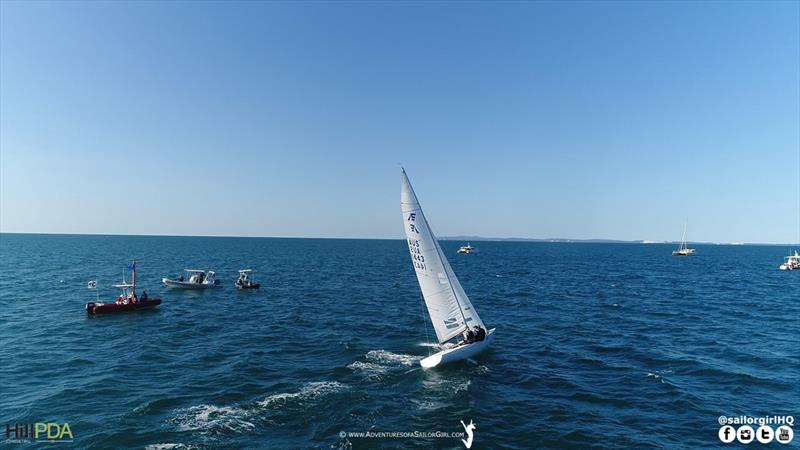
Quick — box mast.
[681,222,687,251]
[132,258,136,298]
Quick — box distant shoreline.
[0,232,797,247]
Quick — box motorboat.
[457,243,475,254]
[86,259,161,314]
[235,269,261,289]
[672,223,697,256]
[779,251,800,271]
[162,269,221,289]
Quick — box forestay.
[401,170,484,344]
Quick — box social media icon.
[776,426,794,444]
[756,425,774,444]
[737,425,754,444]
[719,425,736,443]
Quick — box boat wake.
[258,381,348,408]
[170,405,256,434]
[413,377,472,411]
[366,349,419,366]
[169,381,349,436]
[145,444,196,450]
[347,350,421,379]
[417,342,440,349]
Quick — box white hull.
[420,328,495,369]
[161,278,220,289]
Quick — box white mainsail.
[401,169,484,344]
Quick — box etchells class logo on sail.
[444,317,461,329]
[4,422,73,444]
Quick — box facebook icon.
[719,425,735,443]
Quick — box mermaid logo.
[460,419,476,448]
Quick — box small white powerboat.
[162,269,221,289]
[235,269,261,289]
[457,243,475,254]
[779,251,800,271]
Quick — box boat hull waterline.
[420,328,496,369]
[86,299,162,315]
[161,279,221,289]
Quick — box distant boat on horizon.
[162,269,222,289]
[672,223,697,256]
[779,251,800,271]
[457,243,475,254]
[401,169,494,369]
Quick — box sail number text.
[407,239,427,271]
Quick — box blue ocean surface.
[0,233,798,449]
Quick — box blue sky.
[1,1,798,243]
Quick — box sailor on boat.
[461,327,475,345]
[459,325,487,346]
[473,325,486,342]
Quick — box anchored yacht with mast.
[672,223,697,256]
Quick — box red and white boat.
[86,259,161,314]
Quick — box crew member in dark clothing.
[141,290,148,300]
[474,325,486,341]
[461,327,475,345]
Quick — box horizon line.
[0,231,797,247]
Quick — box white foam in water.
[348,350,422,379]
[417,342,440,348]
[170,405,255,433]
[145,444,194,450]
[170,381,348,432]
[365,349,420,366]
[346,360,390,376]
[647,371,672,384]
[453,379,472,394]
[258,381,347,408]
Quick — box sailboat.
[401,169,495,368]
[672,223,697,256]
[85,259,161,314]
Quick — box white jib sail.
[401,170,484,344]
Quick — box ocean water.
[0,233,798,449]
